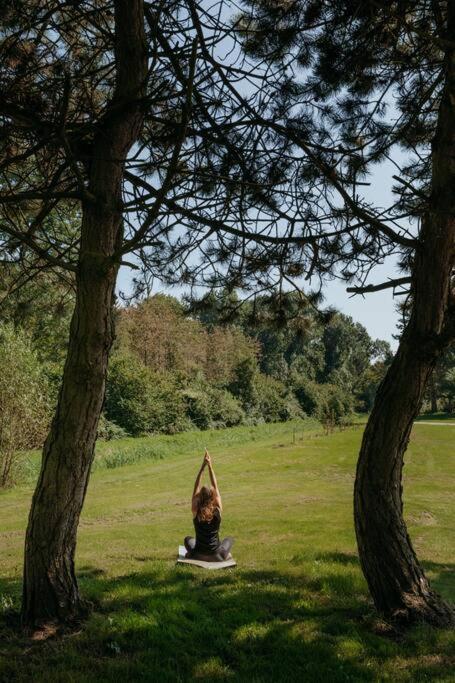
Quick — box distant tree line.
[0,277,397,485]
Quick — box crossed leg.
[216,536,234,560]
[184,536,196,557]
[183,535,234,561]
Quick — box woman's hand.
[205,450,221,510]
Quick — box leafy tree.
[0,268,74,366]
[202,0,454,625]
[105,353,187,436]
[117,295,258,385]
[0,325,49,486]
[321,315,374,387]
[192,290,387,411]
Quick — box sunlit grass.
[0,420,453,681]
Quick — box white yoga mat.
[177,545,236,570]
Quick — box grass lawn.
[0,419,454,682]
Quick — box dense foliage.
[0,285,397,475]
[0,324,49,486]
[106,293,395,433]
[3,280,452,470]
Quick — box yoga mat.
[177,545,236,570]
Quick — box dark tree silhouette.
[1,0,454,629]
[145,1,455,624]
[0,0,266,628]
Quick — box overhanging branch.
[347,277,412,294]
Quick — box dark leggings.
[184,536,234,561]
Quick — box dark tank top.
[194,508,221,553]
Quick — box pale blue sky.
[116,7,413,351]
[118,153,407,350]
[117,255,401,350]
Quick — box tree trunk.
[22,0,147,628]
[354,7,455,626]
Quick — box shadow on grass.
[312,552,455,602]
[0,557,454,682]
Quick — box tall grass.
[16,418,320,486]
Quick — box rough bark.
[354,5,455,626]
[21,0,147,628]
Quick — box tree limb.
[347,277,412,294]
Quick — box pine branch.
[347,277,412,295]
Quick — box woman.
[184,450,234,561]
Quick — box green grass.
[17,418,320,484]
[0,420,454,682]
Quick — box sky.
[117,153,406,351]
[117,254,402,350]
[316,155,407,350]
[115,6,414,352]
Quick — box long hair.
[196,486,217,522]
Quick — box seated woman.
[184,450,234,562]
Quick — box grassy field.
[0,419,454,682]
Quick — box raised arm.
[192,458,206,498]
[191,456,206,516]
[206,452,222,511]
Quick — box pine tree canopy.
[1,2,451,306]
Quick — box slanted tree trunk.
[354,10,455,626]
[22,0,147,628]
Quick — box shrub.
[229,357,259,412]
[105,353,154,435]
[293,378,322,416]
[181,383,245,430]
[230,359,301,423]
[105,353,187,435]
[255,374,302,423]
[0,324,49,486]
[97,415,128,441]
[210,388,245,427]
[294,378,352,425]
[315,383,354,430]
[181,384,215,430]
[145,373,189,434]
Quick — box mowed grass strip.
[0,420,454,682]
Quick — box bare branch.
[347,277,412,295]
